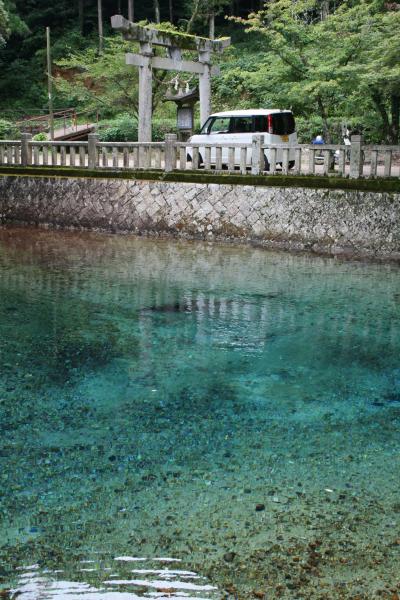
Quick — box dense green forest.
[0,0,399,142]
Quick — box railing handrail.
[30,140,88,147]
[98,141,164,148]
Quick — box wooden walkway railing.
[0,133,399,179]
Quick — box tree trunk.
[78,0,84,35]
[186,0,201,33]
[371,90,390,142]
[169,0,173,23]
[98,0,103,53]
[390,94,400,144]
[154,0,160,23]
[209,12,215,39]
[321,0,329,20]
[317,95,331,143]
[128,0,134,22]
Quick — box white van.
[188,109,297,170]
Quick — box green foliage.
[55,37,138,117]
[152,118,178,141]
[0,0,9,47]
[32,131,48,141]
[228,0,400,143]
[3,0,28,37]
[97,114,177,142]
[0,117,18,138]
[97,113,138,142]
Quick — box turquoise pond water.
[0,227,399,600]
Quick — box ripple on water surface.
[0,227,399,599]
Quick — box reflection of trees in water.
[1,228,399,376]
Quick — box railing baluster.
[384,150,392,177]
[70,147,76,167]
[205,146,211,170]
[308,148,315,174]
[7,145,12,164]
[102,147,108,168]
[270,148,277,175]
[112,146,118,168]
[322,150,330,175]
[144,146,151,169]
[228,147,235,171]
[132,147,139,168]
[42,145,48,166]
[240,147,246,174]
[51,146,57,166]
[60,146,66,166]
[179,146,186,170]
[0,146,4,165]
[337,149,345,177]
[79,146,86,167]
[192,147,199,170]
[282,148,290,175]
[33,146,40,165]
[293,148,301,175]
[370,149,378,178]
[123,147,130,168]
[14,145,21,165]
[215,146,222,170]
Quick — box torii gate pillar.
[138,42,153,143]
[198,50,211,128]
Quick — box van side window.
[209,117,231,133]
[231,117,253,133]
[254,116,268,132]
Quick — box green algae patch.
[0,165,399,193]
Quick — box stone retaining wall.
[0,174,399,259]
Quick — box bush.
[97,113,138,142]
[97,113,181,142]
[32,132,48,141]
[0,118,19,140]
[152,118,178,141]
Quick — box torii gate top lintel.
[111,14,230,54]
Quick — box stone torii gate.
[111,15,230,142]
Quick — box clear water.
[0,227,399,600]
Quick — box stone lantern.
[164,86,200,141]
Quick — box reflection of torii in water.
[111,15,230,142]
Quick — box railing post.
[164,133,177,172]
[21,133,32,167]
[251,134,264,175]
[88,133,99,169]
[349,134,363,179]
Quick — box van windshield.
[199,117,213,134]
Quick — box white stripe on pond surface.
[11,558,220,600]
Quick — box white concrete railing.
[0,133,399,179]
